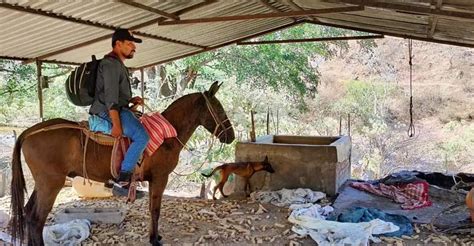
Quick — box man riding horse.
[9,29,235,246]
[88,28,149,197]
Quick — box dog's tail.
[201,166,222,178]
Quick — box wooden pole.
[36,59,44,122]
[347,113,351,136]
[158,6,364,25]
[237,35,384,45]
[266,107,270,135]
[276,109,279,135]
[250,110,256,142]
[323,0,474,19]
[140,68,145,113]
[116,0,180,20]
[339,115,342,136]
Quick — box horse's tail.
[201,166,222,178]
[9,132,27,245]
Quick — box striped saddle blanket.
[139,112,177,156]
[88,111,177,157]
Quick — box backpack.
[65,55,101,106]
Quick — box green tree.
[145,23,374,105]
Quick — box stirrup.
[112,183,146,199]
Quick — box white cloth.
[289,203,334,220]
[43,219,91,246]
[288,206,399,246]
[250,188,326,207]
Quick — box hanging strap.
[407,39,416,137]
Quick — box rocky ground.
[0,129,472,245]
[0,184,472,245]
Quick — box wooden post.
[250,110,256,142]
[36,60,44,122]
[347,113,351,136]
[276,109,279,135]
[140,68,145,113]
[266,107,270,135]
[339,115,342,135]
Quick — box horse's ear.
[264,156,268,163]
[208,81,221,97]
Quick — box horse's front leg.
[149,175,169,246]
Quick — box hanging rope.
[407,39,416,137]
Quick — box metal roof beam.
[134,21,304,70]
[237,34,384,45]
[0,2,118,30]
[116,0,180,20]
[158,6,364,25]
[284,0,321,22]
[304,19,474,48]
[324,0,474,19]
[11,1,216,64]
[259,0,299,22]
[0,56,81,66]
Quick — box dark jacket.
[89,53,131,115]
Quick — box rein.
[171,93,232,176]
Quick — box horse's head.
[200,81,235,144]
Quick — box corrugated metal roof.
[1,0,474,68]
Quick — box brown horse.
[9,82,234,246]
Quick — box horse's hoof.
[150,235,162,246]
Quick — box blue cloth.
[333,207,413,237]
[88,109,149,173]
[89,112,112,134]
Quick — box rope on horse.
[19,122,97,185]
[171,93,232,177]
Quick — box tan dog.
[202,156,275,200]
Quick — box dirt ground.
[0,130,473,245]
[0,183,473,245]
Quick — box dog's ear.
[264,156,268,163]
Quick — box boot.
[112,171,145,199]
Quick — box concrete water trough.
[234,135,351,196]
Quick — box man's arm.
[109,109,122,138]
[102,59,122,138]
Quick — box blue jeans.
[89,109,149,173]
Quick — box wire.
[407,39,416,137]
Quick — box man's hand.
[109,109,123,138]
[129,96,144,106]
[111,124,123,138]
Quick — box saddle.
[80,122,144,202]
[81,126,130,179]
[30,122,144,202]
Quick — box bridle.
[201,92,232,141]
[171,93,233,176]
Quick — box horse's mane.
[162,92,201,115]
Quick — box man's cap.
[112,28,142,44]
